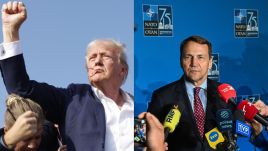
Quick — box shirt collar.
[184,78,207,91]
[91,86,134,108]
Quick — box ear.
[120,65,127,75]
[4,127,8,133]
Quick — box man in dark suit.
[148,35,230,151]
[0,2,133,151]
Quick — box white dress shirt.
[92,87,134,151]
[0,41,22,60]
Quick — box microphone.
[216,109,233,132]
[205,127,225,150]
[237,100,268,126]
[163,105,181,140]
[233,110,251,137]
[217,83,237,106]
[216,109,237,151]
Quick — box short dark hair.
[180,35,212,59]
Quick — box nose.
[94,54,103,66]
[190,56,198,66]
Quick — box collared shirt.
[184,78,207,112]
[92,87,134,151]
[0,41,22,60]
[0,41,134,151]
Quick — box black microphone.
[216,109,237,151]
[233,110,251,137]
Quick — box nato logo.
[143,4,173,36]
[234,9,259,38]
[208,53,220,82]
[209,131,219,142]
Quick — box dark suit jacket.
[0,55,106,151]
[148,76,231,151]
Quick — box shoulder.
[67,83,93,94]
[207,78,221,87]
[153,78,184,95]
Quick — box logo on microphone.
[165,110,175,123]
[205,128,225,149]
[209,131,219,142]
[217,109,233,131]
[220,110,230,119]
[236,120,251,137]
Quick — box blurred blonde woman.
[0,94,44,151]
[0,94,66,151]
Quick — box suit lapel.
[89,87,106,146]
[204,79,219,133]
[174,77,204,142]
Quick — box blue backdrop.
[134,0,268,150]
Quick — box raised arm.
[0,1,70,125]
[2,1,26,43]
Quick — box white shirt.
[92,87,134,151]
[184,78,208,112]
[0,41,134,151]
[0,41,22,60]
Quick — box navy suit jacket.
[0,54,106,151]
[148,76,231,151]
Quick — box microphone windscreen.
[237,100,258,121]
[163,106,181,133]
[217,83,236,103]
[205,127,225,149]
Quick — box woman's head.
[4,94,45,151]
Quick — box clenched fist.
[2,1,27,42]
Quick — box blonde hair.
[86,39,129,84]
[4,94,45,129]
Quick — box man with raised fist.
[0,1,133,151]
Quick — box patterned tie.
[193,87,205,139]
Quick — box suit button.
[1,50,5,56]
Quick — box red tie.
[193,87,205,139]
